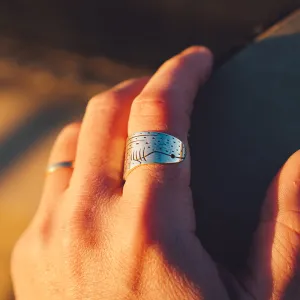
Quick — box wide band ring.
[47,161,74,174]
[123,131,186,180]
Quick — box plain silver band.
[47,161,74,174]
[123,131,186,180]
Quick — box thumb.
[245,150,300,299]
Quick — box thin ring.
[123,131,186,180]
[47,161,74,174]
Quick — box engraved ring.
[47,161,74,174]
[123,131,186,180]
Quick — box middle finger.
[70,78,149,193]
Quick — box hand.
[11,47,300,300]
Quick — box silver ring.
[47,161,74,174]
[123,131,186,180]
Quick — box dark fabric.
[190,34,300,272]
[0,1,298,68]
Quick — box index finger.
[126,47,213,186]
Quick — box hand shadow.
[190,33,300,296]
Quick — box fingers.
[44,122,81,197]
[245,151,300,299]
[126,47,213,188]
[34,122,80,225]
[70,77,149,193]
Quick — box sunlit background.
[0,37,149,299]
[0,1,298,299]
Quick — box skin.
[11,47,300,299]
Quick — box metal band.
[47,161,74,174]
[123,131,186,180]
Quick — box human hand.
[11,47,300,300]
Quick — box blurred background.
[0,1,299,299]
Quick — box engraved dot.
[148,147,151,148]
[171,154,175,159]
[144,137,146,138]
[136,143,139,145]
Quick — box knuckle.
[160,85,183,102]
[135,84,183,111]
[155,87,177,103]
[61,122,81,136]
[87,89,122,113]
[132,95,168,117]
[87,94,106,112]
[132,88,189,125]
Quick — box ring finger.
[45,122,81,196]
